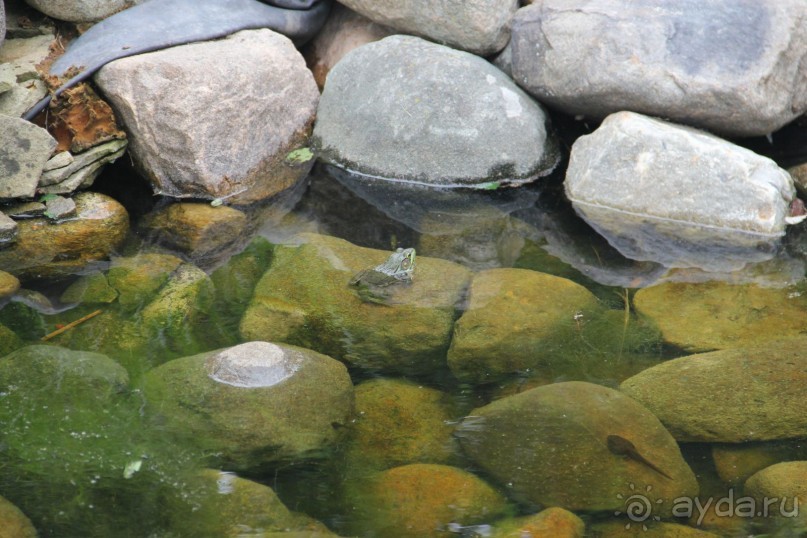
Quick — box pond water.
[2,116,807,537]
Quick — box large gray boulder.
[511,0,807,137]
[336,0,517,55]
[24,0,132,22]
[95,29,319,204]
[313,35,559,189]
[0,114,56,199]
[565,112,795,272]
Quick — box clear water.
[2,118,807,537]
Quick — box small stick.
[41,309,103,341]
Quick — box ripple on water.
[205,341,302,388]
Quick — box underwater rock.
[95,29,319,204]
[42,194,76,220]
[337,0,517,55]
[305,3,394,89]
[344,378,458,471]
[742,462,807,533]
[164,469,336,536]
[0,114,56,199]
[107,253,184,312]
[589,521,720,537]
[240,233,471,375]
[511,0,807,137]
[59,270,118,304]
[633,281,807,352]
[139,202,249,265]
[447,268,599,383]
[621,338,807,442]
[488,507,585,538]
[448,268,662,383]
[24,0,132,22]
[565,112,795,272]
[0,35,51,117]
[141,341,354,469]
[0,271,20,300]
[456,381,698,514]
[313,35,559,189]
[0,191,128,281]
[348,463,509,538]
[712,441,807,486]
[0,495,37,538]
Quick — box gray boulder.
[313,35,559,189]
[95,29,319,204]
[23,0,132,22]
[0,35,51,117]
[621,338,807,442]
[511,0,807,137]
[337,0,517,55]
[565,112,795,272]
[0,114,56,199]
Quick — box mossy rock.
[240,233,471,375]
[489,507,584,537]
[107,253,183,312]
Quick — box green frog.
[349,247,416,304]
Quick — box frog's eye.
[401,258,411,269]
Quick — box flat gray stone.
[511,0,807,137]
[0,35,51,117]
[38,139,128,194]
[313,35,559,189]
[0,64,14,95]
[565,112,795,271]
[42,151,74,172]
[0,114,56,199]
[44,195,77,221]
[2,201,45,219]
[23,0,132,22]
[337,0,517,55]
[95,29,319,204]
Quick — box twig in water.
[41,309,102,341]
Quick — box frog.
[349,247,416,304]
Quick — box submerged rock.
[344,378,458,470]
[313,35,559,189]
[164,469,336,537]
[337,0,517,55]
[0,192,129,281]
[712,441,807,486]
[240,233,471,375]
[95,29,319,203]
[138,202,248,265]
[633,281,807,352]
[0,495,37,538]
[511,0,807,136]
[621,338,807,442]
[107,253,184,312]
[743,462,806,529]
[0,114,56,199]
[141,341,354,468]
[489,508,585,538]
[0,271,20,300]
[565,112,795,271]
[456,382,698,514]
[447,268,662,383]
[348,463,509,538]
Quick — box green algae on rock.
[633,281,807,352]
[488,507,585,538]
[621,337,807,442]
[456,381,697,515]
[240,233,471,375]
[344,378,459,471]
[0,192,128,281]
[107,253,184,312]
[141,341,354,469]
[348,463,509,538]
[164,469,337,537]
[447,268,661,383]
[59,270,118,304]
